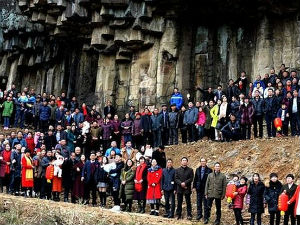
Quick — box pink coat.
[196,111,206,126]
[233,185,248,209]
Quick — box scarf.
[82,106,88,116]
[135,163,147,192]
[25,156,33,181]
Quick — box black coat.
[44,135,57,151]
[162,167,175,191]
[281,183,298,199]
[193,166,213,192]
[104,106,116,117]
[175,166,194,194]
[94,166,109,183]
[264,181,282,212]
[141,114,152,132]
[248,181,265,213]
[62,158,77,188]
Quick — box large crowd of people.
[0,64,299,225]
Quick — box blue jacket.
[252,97,264,116]
[39,105,51,121]
[151,114,163,131]
[10,150,21,176]
[160,111,169,128]
[41,156,51,177]
[162,167,175,191]
[55,108,66,121]
[263,97,277,116]
[12,138,27,148]
[105,147,120,157]
[183,107,198,125]
[82,160,100,183]
[73,112,84,125]
[170,92,183,110]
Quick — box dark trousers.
[84,179,97,205]
[112,190,120,206]
[1,174,10,193]
[253,114,263,138]
[284,204,295,225]
[40,177,52,199]
[222,129,240,141]
[152,130,161,147]
[296,215,300,225]
[33,115,40,131]
[64,184,72,200]
[9,172,20,193]
[112,133,121,149]
[187,124,196,142]
[161,127,169,146]
[250,213,262,225]
[14,110,25,128]
[265,114,276,137]
[34,177,42,194]
[197,191,209,219]
[169,128,178,145]
[132,135,143,150]
[143,131,152,146]
[270,211,280,225]
[40,119,49,133]
[282,120,289,136]
[164,190,175,216]
[233,208,243,225]
[241,124,251,139]
[176,193,192,217]
[207,197,221,222]
[291,113,300,136]
[180,128,187,143]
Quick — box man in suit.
[81,151,99,206]
[193,158,213,221]
[289,90,300,136]
[104,100,116,118]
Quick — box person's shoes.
[196,215,203,221]
[168,214,174,219]
[110,205,121,212]
[187,215,192,220]
[64,198,68,202]
[163,214,169,218]
[204,219,209,224]
[140,208,145,214]
[154,211,159,216]
[213,220,220,225]
[150,210,155,215]
[176,215,182,220]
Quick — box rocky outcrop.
[0,0,300,113]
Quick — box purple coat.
[111,120,121,132]
[101,123,113,140]
[121,120,133,135]
[240,102,254,125]
[0,156,6,178]
[133,118,142,136]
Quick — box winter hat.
[286,174,295,180]
[270,173,278,179]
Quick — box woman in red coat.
[21,149,34,197]
[25,132,35,155]
[0,143,11,193]
[232,176,248,225]
[288,185,300,223]
[146,158,162,216]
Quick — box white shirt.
[293,97,298,113]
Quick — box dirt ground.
[0,136,299,224]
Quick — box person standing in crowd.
[193,158,212,221]
[2,96,13,130]
[134,156,148,213]
[240,97,254,140]
[289,89,300,136]
[94,156,109,207]
[162,158,176,218]
[151,145,166,168]
[160,104,169,146]
[264,89,277,138]
[252,90,264,138]
[247,173,265,225]
[21,149,34,197]
[196,106,206,140]
[39,100,51,133]
[221,114,241,142]
[9,144,22,195]
[104,100,116,118]
[141,108,152,146]
[0,143,11,193]
[110,154,124,212]
[178,106,187,144]
[151,109,163,148]
[146,158,162,216]
[170,88,183,110]
[62,152,77,202]
[119,159,135,212]
[175,157,194,220]
[40,150,52,199]
[101,118,113,153]
[132,113,143,150]
[72,154,85,203]
[121,113,133,144]
[81,151,99,206]
[183,102,198,143]
[232,176,248,225]
[111,114,121,148]
[264,173,282,225]
[281,174,297,225]
[168,104,179,145]
[204,162,226,225]
[235,71,248,94]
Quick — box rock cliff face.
[0,0,299,112]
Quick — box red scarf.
[135,163,147,192]
[2,150,11,174]
[82,106,88,116]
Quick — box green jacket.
[205,172,227,199]
[2,101,13,117]
[119,168,135,200]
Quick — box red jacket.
[233,185,248,209]
[289,185,300,217]
[146,167,162,200]
[26,137,35,155]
